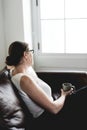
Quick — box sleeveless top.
[10,66,53,118]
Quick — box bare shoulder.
[20,75,33,86]
[19,75,38,96]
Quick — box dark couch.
[0,67,34,130]
[37,72,87,129]
[0,67,87,130]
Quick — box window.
[31,0,87,72]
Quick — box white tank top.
[10,66,53,118]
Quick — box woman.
[5,41,73,129]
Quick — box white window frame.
[31,0,87,72]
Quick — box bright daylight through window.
[40,0,87,53]
[31,0,87,71]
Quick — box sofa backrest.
[0,67,33,130]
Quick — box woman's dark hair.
[5,41,29,66]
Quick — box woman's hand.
[61,87,74,97]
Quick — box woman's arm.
[20,75,72,114]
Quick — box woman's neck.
[12,64,31,75]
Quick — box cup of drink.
[62,82,75,91]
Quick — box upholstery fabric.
[0,67,25,130]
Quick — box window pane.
[66,0,87,18]
[41,20,64,53]
[40,0,64,19]
[66,19,87,53]
[39,0,87,54]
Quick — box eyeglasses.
[26,49,34,54]
[29,49,34,53]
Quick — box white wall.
[3,0,24,54]
[0,0,32,70]
[22,0,33,49]
[0,0,5,70]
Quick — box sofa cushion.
[0,68,25,130]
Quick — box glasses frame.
[29,49,34,53]
[26,49,34,53]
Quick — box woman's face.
[25,50,34,66]
[28,51,33,65]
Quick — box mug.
[62,82,75,92]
